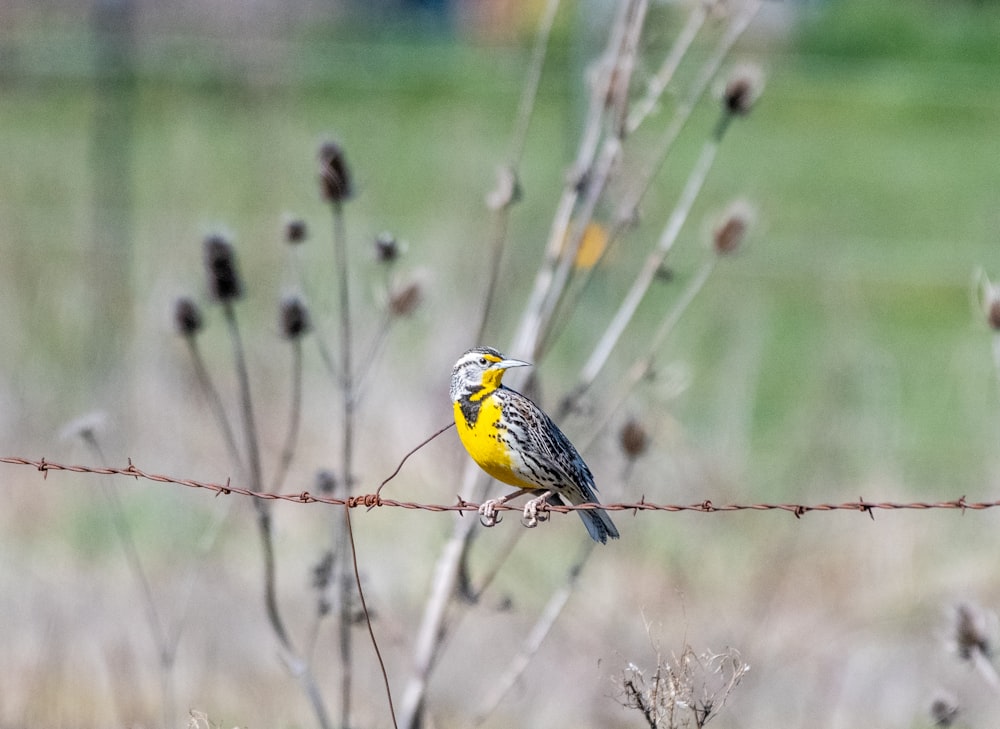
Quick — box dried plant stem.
[477,0,561,340]
[355,309,392,397]
[510,0,641,360]
[269,338,304,493]
[625,0,709,134]
[183,337,244,468]
[578,139,720,393]
[330,200,357,729]
[221,304,286,641]
[473,544,592,725]
[221,303,332,729]
[581,259,716,447]
[548,1,760,342]
[80,432,174,729]
[972,648,1000,694]
[288,247,338,378]
[399,464,484,729]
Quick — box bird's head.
[449,346,530,402]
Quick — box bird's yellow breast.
[453,395,534,489]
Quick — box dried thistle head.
[722,63,764,117]
[316,469,337,494]
[174,296,203,337]
[279,296,311,339]
[952,602,992,660]
[929,694,959,727]
[203,233,243,302]
[620,417,650,459]
[981,280,1000,330]
[988,294,1000,330]
[485,165,521,211]
[59,411,108,444]
[318,140,353,203]
[284,218,307,245]
[389,280,423,317]
[712,200,755,256]
[374,231,400,263]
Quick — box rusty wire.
[2,456,995,519]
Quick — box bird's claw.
[521,495,551,528]
[479,499,504,528]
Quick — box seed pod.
[174,296,203,337]
[203,234,243,302]
[279,296,311,339]
[619,417,649,459]
[284,218,307,244]
[374,232,400,263]
[318,140,353,203]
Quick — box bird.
[449,346,619,544]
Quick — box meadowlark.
[450,346,619,543]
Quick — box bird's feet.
[521,492,553,528]
[478,498,505,527]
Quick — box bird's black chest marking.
[459,385,485,428]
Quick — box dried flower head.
[929,695,959,727]
[203,234,243,302]
[174,296,203,337]
[279,296,311,339]
[374,232,400,263]
[389,280,423,317]
[953,602,992,660]
[712,200,755,256]
[988,296,1000,330]
[59,411,108,444]
[316,469,338,494]
[485,165,521,211]
[619,418,650,459]
[284,218,307,244]
[982,282,1000,330]
[722,64,763,117]
[318,140,353,203]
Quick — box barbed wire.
[3,455,995,519]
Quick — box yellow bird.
[449,346,619,543]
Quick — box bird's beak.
[493,358,531,371]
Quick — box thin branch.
[329,198,357,729]
[625,0,710,134]
[183,336,245,469]
[473,543,593,725]
[477,0,562,341]
[269,337,304,494]
[576,258,717,433]
[577,139,720,394]
[221,302,291,647]
[78,431,173,729]
[509,0,640,360]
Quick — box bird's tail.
[577,504,619,544]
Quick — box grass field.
[2,1,1000,727]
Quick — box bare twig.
[477,0,561,340]
[330,197,357,729]
[269,336,305,494]
[473,544,593,725]
[73,428,174,729]
[578,139,719,395]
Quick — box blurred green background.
[2,0,1000,727]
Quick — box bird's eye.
[478,357,488,366]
